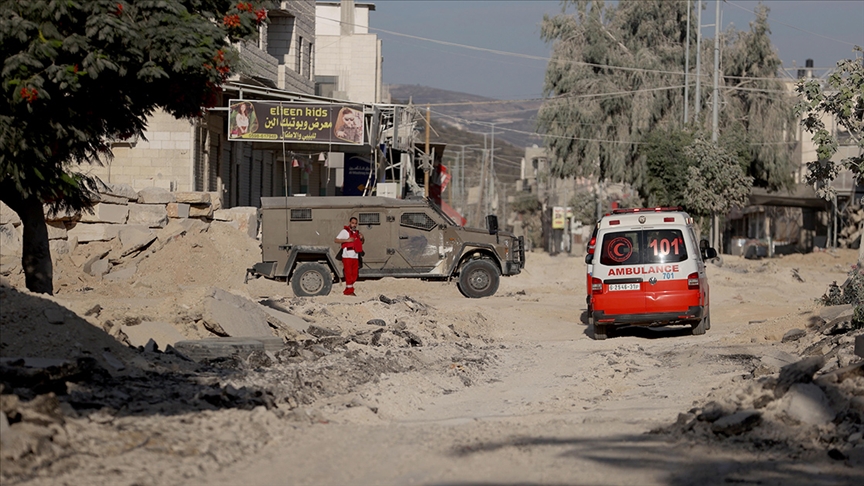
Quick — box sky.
[369,0,864,100]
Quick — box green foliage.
[511,193,541,214]
[538,1,795,199]
[721,5,797,191]
[0,0,268,210]
[538,0,691,186]
[568,187,642,226]
[638,128,694,207]
[568,190,597,226]
[682,138,753,218]
[820,265,864,329]
[795,47,864,199]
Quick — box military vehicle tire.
[457,259,500,298]
[593,324,607,340]
[291,262,333,297]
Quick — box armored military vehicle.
[248,196,525,298]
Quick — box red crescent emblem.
[607,237,632,263]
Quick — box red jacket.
[341,226,363,254]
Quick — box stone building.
[77,1,327,207]
[314,1,385,104]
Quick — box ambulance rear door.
[641,228,700,314]
[596,228,645,315]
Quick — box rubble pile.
[657,282,864,462]
[0,183,257,281]
[1,274,497,484]
[838,207,864,249]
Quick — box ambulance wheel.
[291,263,333,297]
[593,324,607,340]
[457,259,500,298]
[691,313,708,335]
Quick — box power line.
[368,24,795,82]
[427,84,687,107]
[726,1,860,47]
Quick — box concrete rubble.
[1,187,862,484]
[0,281,493,483]
[0,183,258,282]
[657,290,864,463]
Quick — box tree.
[538,0,691,187]
[682,138,753,222]
[0,0,267,294]
[795,47,864,199]
[720,4,797,191]
[538,1,795,200]
[638,127,695,207]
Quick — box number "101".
[649,238,680,256]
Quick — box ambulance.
[586,207,717,340]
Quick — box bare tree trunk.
[0,191,53,295]
[859,219,864,267]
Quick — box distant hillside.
[388,84,544,155]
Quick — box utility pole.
[490,123,496,218]
[711,0,722,250]
[684,0,691,125]
[711,0,721,144]
[695,1,702,120]
[424,104,431,198]
[448,144,478,214]
[475,146,488,227]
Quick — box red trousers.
[342,257,359,294]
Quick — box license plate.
[608,283,640,291]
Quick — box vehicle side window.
[359,212,380,225]
[644,230,688,264]
[599,230,641,266]
[401,212,437,231]
[688,228,703,263]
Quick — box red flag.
[292,159,299,168]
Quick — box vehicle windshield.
[427,199,457,226]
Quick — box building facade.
[314,1,384,103]
[78,1,324,208]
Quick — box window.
[290,208,312,221]
[600,230,641,266]
[307,42,314,80]
[401,212,437,231]
[296,36,303,73]
[315,76,338,98]
[359,213,380,225]
[643,230,688,264]
[258,24,267,51]
[599,229,688,266]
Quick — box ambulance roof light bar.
[611,206,683,214]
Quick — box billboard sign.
[228,100,365,145]
[552,206,567,229]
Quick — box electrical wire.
[726,1,861,47]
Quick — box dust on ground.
[1,222,862,486]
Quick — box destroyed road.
[1,220,862,486]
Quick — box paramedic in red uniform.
[334,216,364,295]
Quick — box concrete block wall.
[238,40,280,86]
[78,111,195,192]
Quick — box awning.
[748,184,829,209]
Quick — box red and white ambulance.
[586,207,716,340]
